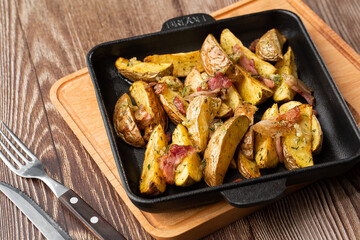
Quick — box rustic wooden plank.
[0,0,359,239]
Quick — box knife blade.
[0,181,72,240]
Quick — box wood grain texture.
[0,0,359,240]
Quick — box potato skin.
[283,104,313,170]
[311,113,323,154]
[234,65,273,105]
[273,47,297,102]
[130,81,168,141]
[185,96,221,152]
[172,125,202,187]
[220,28,277,77]
[254,103,279,168]
[237,151,260,179]
[200,34,237,79]
[144,50,203,77]
[139,125,167,195]
[115,57,173,82]
[204,115,250,186]
[158,87,188,125]
[255,28,287,61]
[113,93,146,147]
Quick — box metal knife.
[0,181,72,240]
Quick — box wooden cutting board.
[50,0,360,239]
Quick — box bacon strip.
[183,88,221,102]
[173,95,186,115]
[252,106,301,137]
[153,82,167,95]
[134,105,153,129]
[207,72,232,90]
[233,44,275,88]
[157,144,196,184]
[233,44,258,75]
[282,73,315,106]
[259,76,275,88]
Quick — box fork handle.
[59,189,126,240]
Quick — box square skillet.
[87,9,360,212]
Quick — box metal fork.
[0,122,125,240]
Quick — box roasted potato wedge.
[216,102,233,118]
[239,128,255,160]
[223,85,243,110]
[139,125,167,195]
[115,57,173,82]
[273,47,297,102]
[129,81,167,141]
[280,101,322,154]
[204,115,250,186]
[254,103,279,168]
[184,67,205,95]
[283,104,313,170]
[200,34,241,81]
[234,101,258,125]
[185,96,221,152]
[255,28,287,61]
[172,125,202,186]
[200,34,234,76]
[144,50,203,77]
[113,93,146,147]
[158,86,188,125]
[311,114,323,154]
[234,65,273,105]
[158,76,184,94]
[220,28,277,77]
[237,151,261,179]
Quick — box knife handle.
[59,189,126,240]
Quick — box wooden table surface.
[0,0,359,239]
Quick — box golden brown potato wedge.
[234,101,258,125]
[115,57,173,82]
[203,115,250,186]
[273,47,297,102]
[216,102,233,118]
[311,112,323,154]
[255,28,287,61]
[279,101,322,154]
[254,103,279,168]
[239,128,255,160]
[223,85,243,111]
[283,104,313,170]
[129,81,167,141]
[220,28,277,77]
[184,67,204,95]
[200,34,233,75]
[237,151,261,179]
[144,50,203,77]
[113,93,146,147]
[234,65,273,105]
[158,87,188,125]
[139,125,167,195]
[158,76,184,94]
[185,96,221,152]
[172,125,202,186]
[200,34,240,81]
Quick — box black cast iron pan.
[87,10,360,212]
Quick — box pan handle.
[220,178,287,208]
[161,13,215,31]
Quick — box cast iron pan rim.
[86,9,360,209]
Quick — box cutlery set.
[0,122,125,240]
